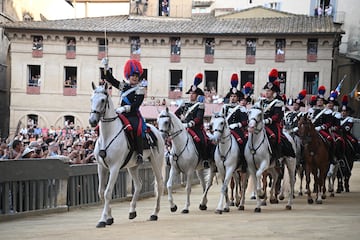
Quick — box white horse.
[157,107,215,213]
[89,82,164,228]
[245,102,296,212]
[210,112,248,213]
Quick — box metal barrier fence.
[0,158,196,221]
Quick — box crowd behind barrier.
[0,159,195,220]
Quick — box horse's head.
[210,112,226,141]
[297,113,313,143]
[89,82,110,127]
[247,105,263,134]
[157,107,172,139]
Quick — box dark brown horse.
[298,114,330,204]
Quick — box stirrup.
[136,154,143,165]
[203,160,210,169]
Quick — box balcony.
[63,86,77,96]
[246,55,256,64]
[66,50,76,59]
[275,53,285,62]
[170,54,181,63]
[307,54,317,62]
[32,49,43,58]
[26,86,40,95]
[204,55,214,63]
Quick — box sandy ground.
[1,162,360,240]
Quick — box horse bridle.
[213,116,232,162]
[158,114,183,139]
[90,90,118,123]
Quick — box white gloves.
[183,120,195,128]
[115,105,130,114]
[101,57,109,70]
[229,123,242,130]
[345,126,350,131]
[315,126,322,131]
[291,127,299,133]
[263,118,272,125]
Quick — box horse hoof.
[259,194,266,199]
[223,207,230,213]
[181,209,189,214]
[129,211,137,219]
[270,199,279,204]
[316,200,323,204]
[345,189,350,192]
[278,195,285,201]
[336,189,341,194]
[149,215,158,221]
[286,205,292,210]
[298,192,303,196]
[96,221,106,228]
[254,208,261,213]
[230,202,235,206]
[238,205,245,211]
[250,196,256,200]
[170,205,178,212]
[106,218,114,225]
[261,201,267,206]
[308,199,314,204]
[199,204,207,211]
[330,193,334,198]
[215,209,222,214]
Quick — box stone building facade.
[3,6,343,135]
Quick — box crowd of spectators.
[0,123,98,164]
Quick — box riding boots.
[135,136,143,164]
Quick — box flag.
[349,79,360,98]
[335,74,346,94]
[65,0,74,7]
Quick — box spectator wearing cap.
[221,73,248,172]
[175,73,212,168]
[21,147,36,158]
[102,58,145,165]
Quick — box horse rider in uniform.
[102,58,146,164]
[221,73,249,172]
[175,73,211,168]
[262,68,295,161]
[307,86,336,175]
[340,95,360,157]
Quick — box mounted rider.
[175,73,211,168]
[262,68,295,161]
[221,73,249,172]
[285,89,307,134]
[102,58,146,164]
[340,95,360,156]
[307,86,336,175]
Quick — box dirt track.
[1,162,360,240]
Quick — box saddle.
[118,114,158,150]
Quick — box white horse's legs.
[254,161,269,212]
[182,170,195,213]
[97,165,120,227]
[215,166,235,214]
[199,169,216,211]
[238,172,248,210]
[167,166,178,212]
[97,164,108,201]
[148,154,164,220]
[127,166,142,219]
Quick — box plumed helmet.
[327,90,339,106]
[225,73,244,99]
[317,85,326,100]
[123,59,143,79]
[294,89,307,107]
[268,68,278,82]
[263,79,280,93]
[341,95,354,113]
[310,95,317,106]
[186,73,205,96]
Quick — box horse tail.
[282,162,291,196]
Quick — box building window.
[278,71,286,95]
[168,70,182,99]
[32,36,43,51]
[66,37,76,59]
[170,37,181,62]
[204,71,218,103]
[27,114,38,128]
[130,36,141,55]
[240,71,255,88]
[98,38,108,60]
[32,35,43,58]
[28,65,41,87]
[246,38,256,64]
[159,0,169,16]
[304,72,319,95]
[64,67,77,96]
[307,38,318,62]
[64,115,75,130]
[204,38,215,63]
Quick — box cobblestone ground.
[1,162,360,240]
